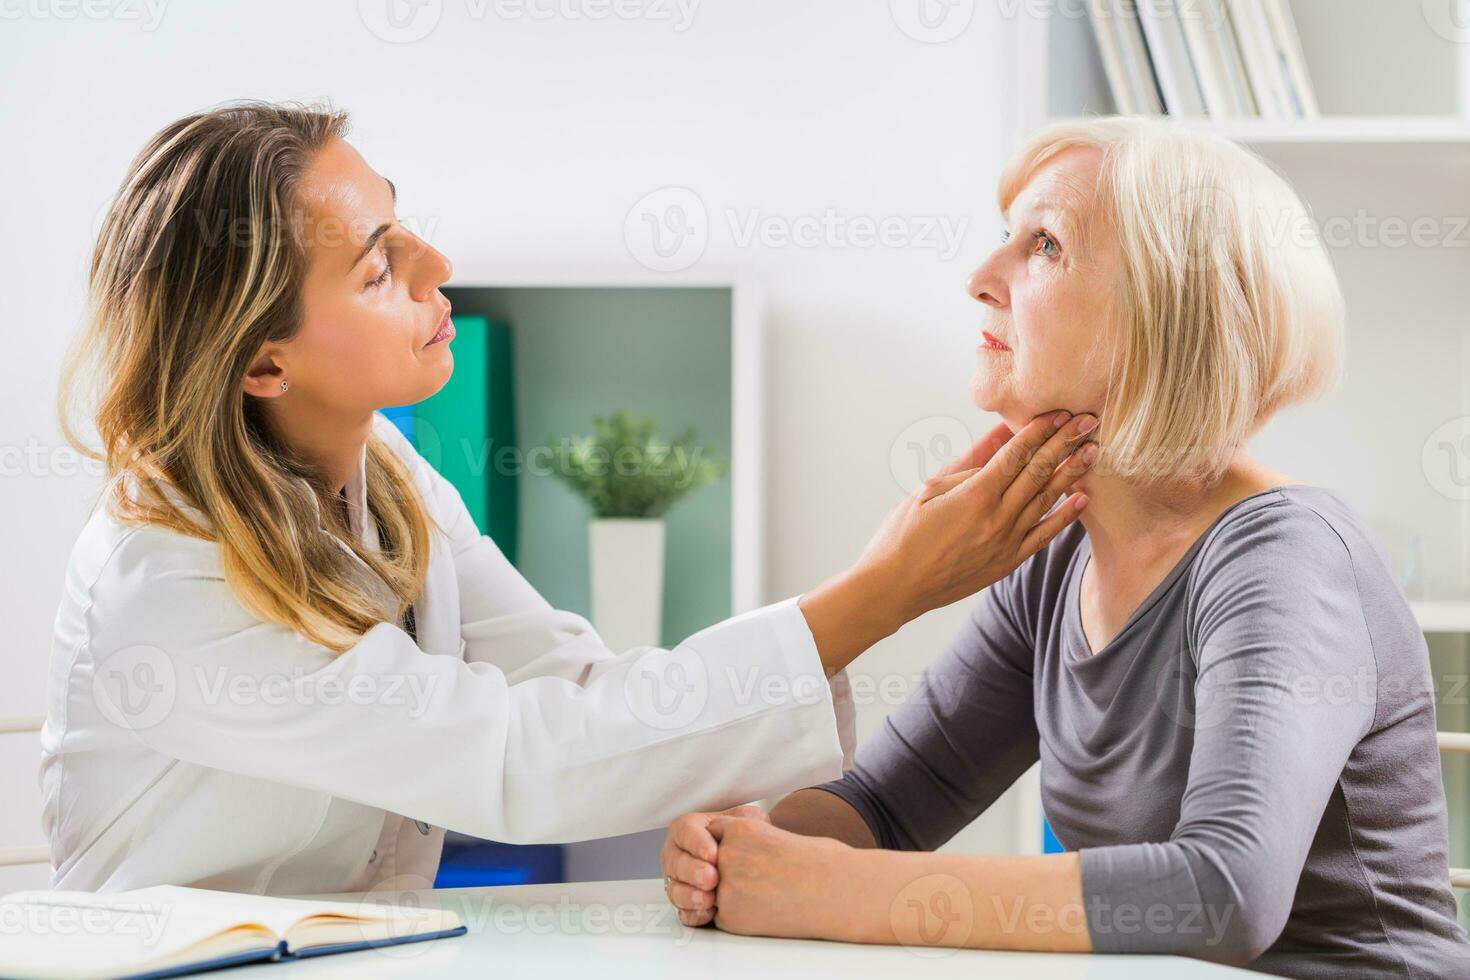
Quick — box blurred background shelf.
[1043,114,1470,147]
[1413,601,1470,635]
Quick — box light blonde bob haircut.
[997,116,1345,484]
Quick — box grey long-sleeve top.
[817,486,1470,978]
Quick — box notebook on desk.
[0,884,466,979]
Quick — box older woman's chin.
[967,373,1007,415]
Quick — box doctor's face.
[249,137,456,417]
[966,147,1119,433]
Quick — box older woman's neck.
[1073,450,1295,578]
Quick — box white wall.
[0,0,1031,888]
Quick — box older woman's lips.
[980,330,1012,352]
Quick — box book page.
[0,890,279,980]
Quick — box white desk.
[278,878,1257,978]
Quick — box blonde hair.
[998,116,1345,484]
[58,100,437,654]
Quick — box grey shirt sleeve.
[1079,504,1375,963]
[813,569,1041,850]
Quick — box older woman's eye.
[1034,231,1059,258]
[1000,229,1012,244]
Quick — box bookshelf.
[1012,4,1470,900]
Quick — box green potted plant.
[543,412,723,650]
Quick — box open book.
[0,884,466,980]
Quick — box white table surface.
[275,878,1258,978]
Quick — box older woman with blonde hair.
[660,117,1470,978]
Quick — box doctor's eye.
[365,255,393,290]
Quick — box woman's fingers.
[1015,441,1099,531]
[917,466,980,503]
[678,907,715,928]
[1017,491,1089,557]
[669,812,717,863]
[722,804,771,823]
[934,421,1015,479]
[667,880,715,911]
[992,412,1098,516]
[667,849,718,891]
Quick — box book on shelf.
[1084,0,1317,120]
[1261,0,1318,116]
[0,885,466,980]
[1112,0,1166,116]
[1226,0,1291,118]
[1136,0,1207,116]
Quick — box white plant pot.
[588,518,666,652]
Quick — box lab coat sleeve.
[376,412,858,770]
[82,450,851,845]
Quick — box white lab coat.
[41,411,855,895]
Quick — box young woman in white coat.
[43,101,1098,897]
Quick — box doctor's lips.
[424,304,455,347]
[980,330,1012,353]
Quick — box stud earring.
[280,380,289,392]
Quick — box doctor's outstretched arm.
[81,410,1094,846]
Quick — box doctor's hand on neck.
[797,409,1098,678]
